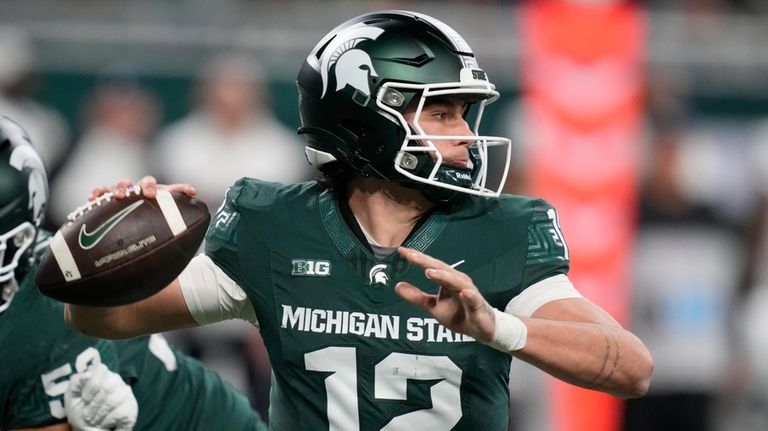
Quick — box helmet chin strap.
[393,134,482,203]
[397,163,474,204]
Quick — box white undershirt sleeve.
[504,273,582,317]
[177,254,259,327]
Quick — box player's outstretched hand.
[89,175,197,201]
[395,247,496,343]
[65,363,138,431]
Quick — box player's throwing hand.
[395,247,496,344]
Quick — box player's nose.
[453,120,474,147]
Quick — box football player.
[64,337,268,431]
[67,11,653,430]
[0,116,136,431]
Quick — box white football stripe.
[156,190,187,236]
[50,230,81,281]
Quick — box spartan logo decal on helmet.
[315,24,385,99]
[9,144,47,227]
[0,116,49,313]
[298,10,512,203]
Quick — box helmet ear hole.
[339,119,370,140]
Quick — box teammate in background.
[66,11,653,430]
[64,336,268,431]
[0,116,267,431]
[0,116,136,431]
[108,335,268,431]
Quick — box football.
[36,186,210,306]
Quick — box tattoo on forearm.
[587,327,620,388]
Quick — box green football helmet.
[0,116,48,313]
[297,10,511,202]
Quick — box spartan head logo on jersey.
[368,263,389,286]
[316,23,385,99]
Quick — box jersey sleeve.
[176,179,261,326]
[204,180,247,285]
[520,199,570,288]
[178,254,258,326]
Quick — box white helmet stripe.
[411,11,472,53]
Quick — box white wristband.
[487,308,528,352]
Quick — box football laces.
[66,185,142,223]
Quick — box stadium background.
[2,1,768,430]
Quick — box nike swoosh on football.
[78,200,144,250]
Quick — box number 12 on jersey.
[305,346,463,430]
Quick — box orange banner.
[520,2,646,431]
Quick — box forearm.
[65,303,139,339]
[65,279,198,338]
[513,316,653,399]
[13,423,71,430]
[393,249,653,398]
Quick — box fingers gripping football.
[90,177,197,201]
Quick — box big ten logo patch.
[292,259,332,277]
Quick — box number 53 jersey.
[0,265,118,430]
[205,179,569,431]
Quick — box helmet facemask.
[376,79,511,200]
[0,221,36,313]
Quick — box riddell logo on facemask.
[455,171,471,181]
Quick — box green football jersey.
[115,334,267,431]
[0,266,118,430]
[205,179,569,431]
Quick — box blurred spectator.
[723,122,768,431]
[741,121,768,292]
[152,53,311,210]
[623,97,745,431]
[0,26,70,173]
[153,53,310,420]
[49,72,159,225]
